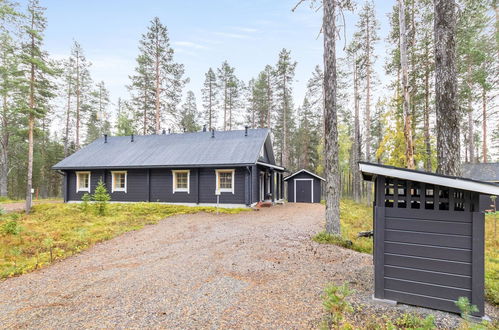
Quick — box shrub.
[2,219,22,235]
[321,283,354,328]
[313,231,354,249]
[392,313,436,329]
[81,193,92,213]
[92,180,110,216]
[0,206,5,215]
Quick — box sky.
[34,0,396,114]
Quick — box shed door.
[295,179,312,203]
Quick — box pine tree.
[217,61,235,131]
[21,0,56,212]
[179,90,200,132]
[129,17,186,134]
[0,1,22,197]
[115,98,135,136]
[273,49,296,168]
[85,81,110,144]
[201,68,218,130]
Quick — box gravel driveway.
[0,203,495,329]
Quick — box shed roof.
[53,128,270,170]
[284,169,325,181]
[359,162,499,196]
[461,163,499,182]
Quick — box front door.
[295,179,312,203]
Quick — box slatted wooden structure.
[359,162,499,317]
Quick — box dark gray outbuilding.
[284,169,324,203]
[462,163,499,212]
[360,162,499,317]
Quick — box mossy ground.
[315,199,499,306]
[0,202,248,278]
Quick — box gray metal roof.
[461,163,499,182]
[53,128,270,170]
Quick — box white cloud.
[213,32,252,40]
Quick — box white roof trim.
[284,169,325,181]
[359,163,499,196]
[256,161,285,171]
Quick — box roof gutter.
[256,161,285,171]
[52,163,256,171]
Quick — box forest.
[0,0,498,202]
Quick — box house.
[461,163,499,211]
[52,127,285,208]
[284,169,324,203]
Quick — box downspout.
[246,166,252,206]
[55,170,67,203]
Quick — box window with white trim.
[215,169,235,194]
[76,171,90,192]
[111,171,127,193]
[172,170,190,193]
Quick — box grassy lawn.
[0,202,248,279]
[314,199,499,306]
[0,197,62,204]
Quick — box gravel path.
[0,203,496,329]
[0,200,61,213]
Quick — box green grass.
[0,202,248,278]
[315,199,499,306]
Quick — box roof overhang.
[52,163,255,170]
[284,169,325,181]
[359,162,499,196]
[256,161,285,171]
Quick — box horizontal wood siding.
[149,169,198,203]
[66,167,246,205]
[198,167,246,204]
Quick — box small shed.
[284,169,324,203]
[359,162,499,317]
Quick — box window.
[111,171,127,193]
[76,171,90,192]
[216,169,235,194]
[172,170,190,193]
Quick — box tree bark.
[399,0,415,169]
[266,69,272,129]
[434,0,460,176]
[64,75,71,156]
[423,40,432,171]
[282,74,289,168]
[155,35,161,134]
[0,93,8,197]
[26,15,36,213]
[482,88,487,163]
[352,57,361,202]
[75,49,80,149]
[323,0,341,236]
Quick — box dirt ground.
[0,203,496,329]
[0,200,61,213]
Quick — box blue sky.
[37,0,395,110]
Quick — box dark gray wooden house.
[462,163,499,212]
[52,128,285,207]
[359,162,499,317]
[284,169,324,203]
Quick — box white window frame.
[172,170,190,194]
[111,171,127,193]
[215,169,235,194]
[76,171,91,193]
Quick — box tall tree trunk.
[64,76,71,156]
[75,50,80,149]
[434,0,460,176]
[282,75,289,168]
[26,24,36,213]
[352,57,361,202]
[266,71,272,128]
[482,88,487,163]
[208,80,212,130]
[223,83,227,131]
[323,0,341,236]
[155,36,161,134]
[399,0,415,169]
[467,65,474,163]
[0,92,9,197]
[365,12,371,163]
[423,41,432,171]
[143,90,147,135]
